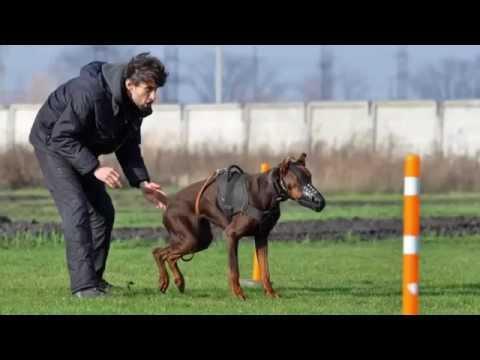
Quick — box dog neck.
[248,168,289,212]
[269,168,289,202]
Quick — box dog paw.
[159,280,169,293]
[233,290,247,301]
[175,278,185,293]
[266,291,281,299]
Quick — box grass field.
[2,236,480,315]
[3,188,480,226]
[2,188,480,315]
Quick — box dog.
[152,153,326,300]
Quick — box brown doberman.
[152,153,326,300]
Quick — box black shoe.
[98,279,116,293]
[73,287,106,299]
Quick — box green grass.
[4,188,480,227]
[3,188,480,315]
[2,236,480,315]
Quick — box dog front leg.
[255,236,280,299]
[225,232,246,300]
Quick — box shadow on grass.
[276,284,401,299]
[119,286,231,300]
[421,283,480,297]
[96,282,406,301]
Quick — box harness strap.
[198,166,287,228]
[195,170,221,217]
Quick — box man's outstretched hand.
[140,182,168,210]
[94,167,123,189]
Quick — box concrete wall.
[141,105,182,151]
[11,105,40,149]
[247,103,308,154]
[3,100,480,158]
[309,102,373,150]
[0,106,9,152]
[185,104,245,153]
[443,101,480,157]
[375,101,440,155]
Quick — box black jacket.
[29,61,151,188]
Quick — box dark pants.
[34,149,115,294]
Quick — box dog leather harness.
[216,165,282,226]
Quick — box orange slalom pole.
[251,162,271,282]
[252,251,262,282]
[403,154,421,315]
[260,162,271,174]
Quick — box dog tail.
[181,254,195,262]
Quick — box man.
[29,52,169,298]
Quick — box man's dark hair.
[125,52,168,88]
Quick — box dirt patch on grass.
[2,217,480,242]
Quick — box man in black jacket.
[29,52,169,298]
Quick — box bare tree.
[182,51,287,103]
[472,56,480,98]
[396,45,410,100]
[163,46,180,103]
[319,46,335,100]
[24,73,59,103]
[298,66,368,102]
[297,46,337,102]
[0,46,7,103]
[13,45,141,104]
[251,66,288,102]
[298,73,322,101]
[411,57,477,100]
[50,45,137,82]
[182,53,214,102]
[339,68,370,101]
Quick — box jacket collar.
[101,63,153,119]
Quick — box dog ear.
[279,158,291,177]
[298,153,307,166]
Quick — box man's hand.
[140,182,168,210]
[94,167,123,189]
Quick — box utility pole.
[0,46,5,104]
[319,45,334,100]
[252,45,259,101]
[92,45,107,61]
[164,45,179,103]
[215,46,223,103]
[396,45,409,100]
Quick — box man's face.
[126,79,158,111]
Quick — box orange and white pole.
[403,154,421,315]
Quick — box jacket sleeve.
[115,129,150,188]
[49,98,100,176]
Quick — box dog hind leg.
[152,246,171,293]
[166,218,214,293]
[166,258,185,293]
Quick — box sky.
[3,45,480,102]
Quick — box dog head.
[278,153,326,213]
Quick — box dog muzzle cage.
[297,184,326,212]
